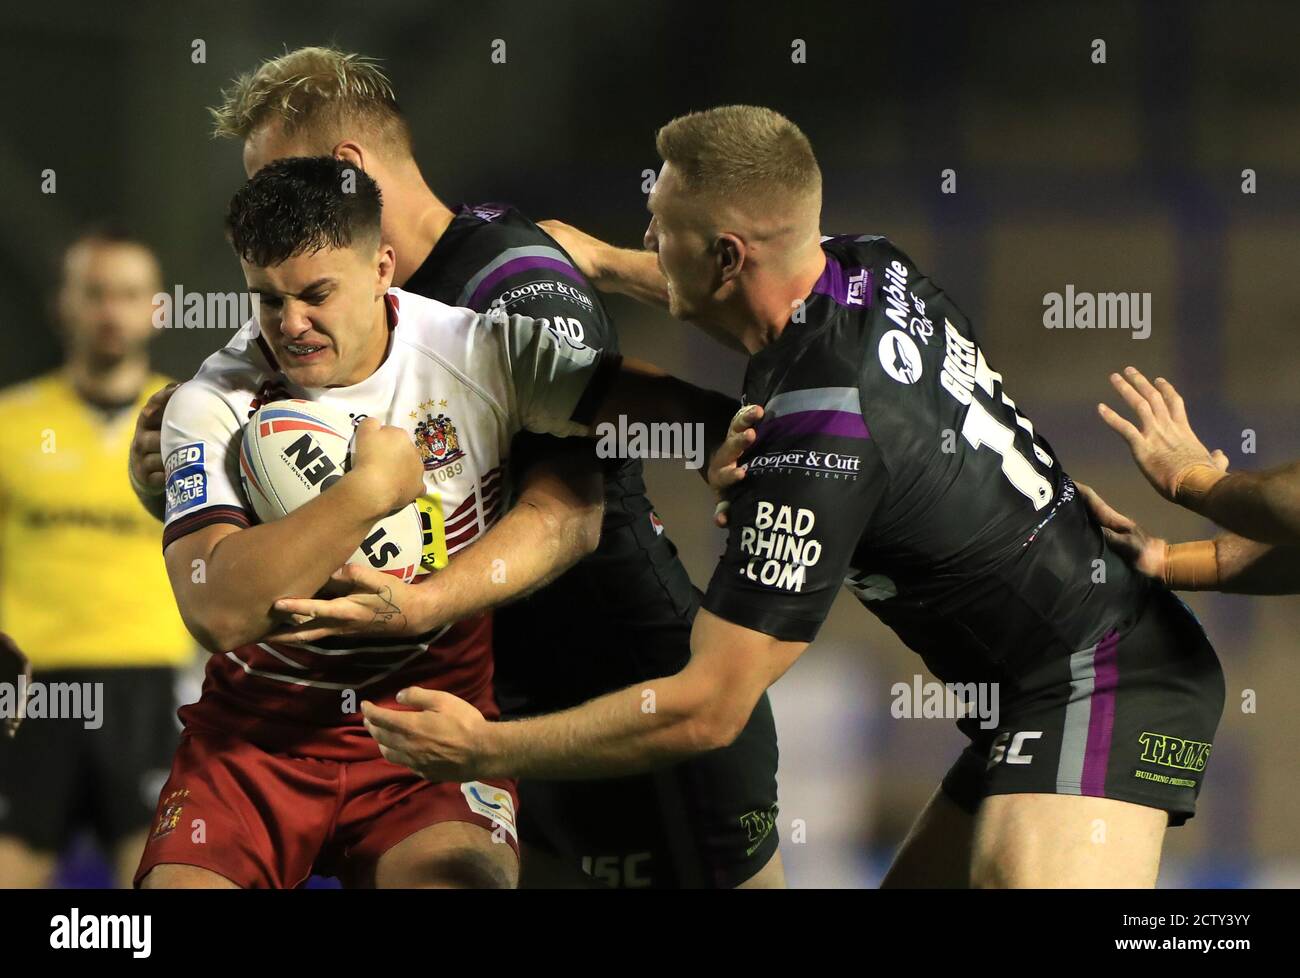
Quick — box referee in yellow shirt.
[0,227,193,887]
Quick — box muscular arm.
[1190,462,1300,547]
[166,468,401,653]
[367,609,805,781]
[538,220,669,309]
[1077,482,1300,595]
[414,443,604,627]
[1208,532,1300,594]
[1097,368,1300,544]
[591,247,668,308]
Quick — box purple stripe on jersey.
[811,256,873,309]
[1081,628,1121,796]
[761,409,870,443]
[465,256,586,311]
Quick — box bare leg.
[880,785,975,889]
[736,848,786,889]
[374,820,518,889]
[971,793,1166,888]
[139,863,240,888]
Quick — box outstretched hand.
[1097,367,1228,502]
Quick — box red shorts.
[134,725,519,888]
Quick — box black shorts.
[942,588,1225,825]
[516,693,780,889]
[0,666,181,851]
[496,519,781,889]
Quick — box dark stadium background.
[2,0,1298,887]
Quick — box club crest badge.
[153,788,190,840]
[411,399,465,470]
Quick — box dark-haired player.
[129,48,782,889]
[366,105,1227,888]
[143,157,722,888]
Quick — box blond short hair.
[655,105,821,203]
[209,46,411,153]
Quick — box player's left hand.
[1075,481,1169,582]
[0,632,31,739]
[1097,367,1228,501]
[708,404,763,528]
[266,564,428,643]
[361,688,488,782]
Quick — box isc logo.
[281,434,340,490]
[987,730,1043,770]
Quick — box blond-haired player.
[367,106,1227,889]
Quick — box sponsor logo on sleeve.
[163,442,208,519]
[745,448,861,479]
[491,279,595,322]
[878,329,922,384]
[737,500,822,592]
[538,315,589,349]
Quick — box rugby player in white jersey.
[141,156,734,888]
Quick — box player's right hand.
[1097,368,1226,503]
[129,382,179,495]
[1075,480,1169,582]
[708,404,763,527]
[348,417,426,515]
[538,219,605,284]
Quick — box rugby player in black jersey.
[127,50,782,889]
[367,105,1227,888]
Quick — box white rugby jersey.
[162,289,606,551]
[157,289,612,753]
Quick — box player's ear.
[333,141,366,171]
[375,241,396,294]
[715,233,745,283]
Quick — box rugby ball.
[239,399,424,583]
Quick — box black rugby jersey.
[405,203,700,711]
[703,235,1151,683]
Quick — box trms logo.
[987,730,1043,770]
